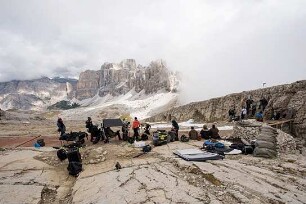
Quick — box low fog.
[0,0,305,104]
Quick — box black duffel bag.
[67,162,82,176]
[37,139,45,147]
[180,135,189,142]
[142,145,152,153]
[57,149,67,161]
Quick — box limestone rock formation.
[0,59,178,112]
[146,80,306,140]
[0,77,77,110]
[75,59,179,100]
[76,70,100,100]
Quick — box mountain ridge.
[0,59,179,114]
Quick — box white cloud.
[0,0,305,103]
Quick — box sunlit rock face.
[75,59,179,99]
[76,70,101,100]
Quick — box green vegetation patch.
[48,100,80,110]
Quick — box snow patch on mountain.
[60,90,178,120]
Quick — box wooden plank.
[268,119,294,126]
[15,135,41,148]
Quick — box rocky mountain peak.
[119,59,137,70]
[75,59,179,100]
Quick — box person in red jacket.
[132,117,140,139]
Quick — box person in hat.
[200,124,210,139]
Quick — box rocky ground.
[0,116,306,204]
[0,140,306,204]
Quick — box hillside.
[147,80,306,139]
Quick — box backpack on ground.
[152,130,168,146]
[67,162,82,176]
[66,148,82,176]
[242,145,254,155]
[57,149,67,161]
[180,135,189,142]
[37,139,45,147]
[127,137,135,144]
[141,134,148,141]
[142,145,152,153]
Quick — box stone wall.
[229,120,297,155]
[146,80,306,140]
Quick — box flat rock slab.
[72,162,209,204]
[71,141,306,204]
[0,184,44,204]
[0,148,72,204]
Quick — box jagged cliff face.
[76,70,101,100]
[0,77,77,110]
[146,80,306,140]
[75,59,178,100]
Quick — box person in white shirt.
[241,107,247,120]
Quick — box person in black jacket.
[57,118,66,136]
[260,97,268,111]
[171,120,179,140]
[200,124,210,139]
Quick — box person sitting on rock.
[209,124,221,140]
[104,127,122,140]
[91,125,104,143]
[57,118,67,140]
[140,123,151,141]
[121,119,130,141]
[85,117,94,141]
[255,111,264,122]
[188,126,199,140]
[200,124,210,139]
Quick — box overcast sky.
[0,0,305,103]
